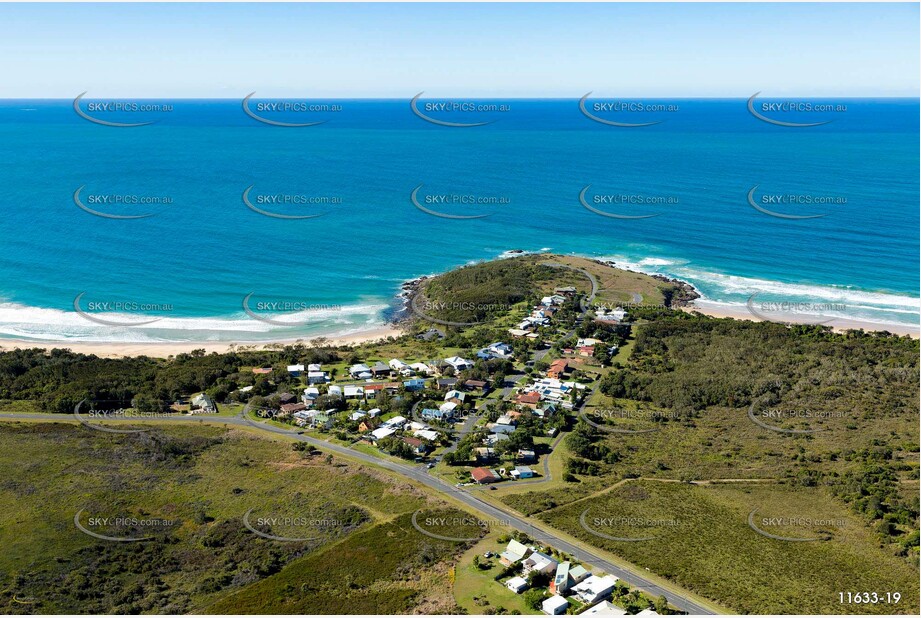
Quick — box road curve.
[0,410,716,615]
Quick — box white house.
[327,385,343,397]
[287,364,305,376]
[307,363,322,372]
[307,371,328,384]
[439,401,459,414]
[383,415,407,428]
[523,551,558,575]
[444,356,473,372]
[349,363,372,378]
[542,596,568,615]
[541,294,566,306]
[573,575,619,604]
[444,389,466,402]
[302,387,320,402]
[636,610,660,616]
[370,427,396,441]
[350,411,368,421]
[389,359,409,372]
[413,429,440,442]
[487,342,513,357]
[506,576,528,594]
[343,385,365,400]
[582,601,627,616]
[410,362,432,375]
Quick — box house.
[490,423,516,434]
[307,371,328,384]
[554,286,577,296]
[547,359,569,379]
[382,415,407,428]
[573,575,618,604]
[496,414,516,426]
[518,449,537,463]
[421,408,452,422]
[310,412,334,429]
[511,465,534,480]
[278,392,297,405]
[569,564,590,585]
[578,345,596,357]
[413,429,440,442]
[370,427,396,442]
[636,610,660,616]
[474,447,497,462]
[418,327,444,341]
[462,379,488,393]
[444,389,466,403]
[280,402,307,415]
[287,364,305,377]
[485,432,509,446]
[523,551,558,575]
[402,436,429,454]
[343,385,365,400]
[302,387,320,403]
[498,539,530,565]
[349,363,372,379]
[470,467,500,484]
[252,367,273,374]
[506,576,529,594]
[350,411,368,422]
[535,403,557,418]
[371,361,391,377]
[367,408,381,417]
[487,342,513,357]
[436,377,458,389]
[410,362,432,375]
[327,385,343,397]
[542,595,568,615]
[577,337,600,347]
[516,391,542,407]
[358,418,379,433]
[541,294,566,306]
[596,307,628,323]
[403,378,426,391]
[582,601,627,616]
[190,393,216,414]
[508,328,532,338]
[389,359,409,372]
[550,562,571,594]
[237,385,254,393]
[307,363,322,372]
[444,356,472,372]
[439,401,459,415]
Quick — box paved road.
[0,410,716,614]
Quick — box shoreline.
[0,325,403,359]
[681,299,920,338]
[0,252,917,357]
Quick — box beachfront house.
[287,364,305,377]
[343,385,365,400]
[444,356,473,372]
[349,363,372,379]
[307,370,328,384]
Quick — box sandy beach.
[0,325,404,359]
[682,300,919,338]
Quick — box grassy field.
[0,423,470,614]
[538,480,919,614]
[452,534,537,615]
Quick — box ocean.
[0,97,917,342]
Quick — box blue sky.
[0,2,917,97]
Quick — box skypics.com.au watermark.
[411,184,509,219]
[410,92,510,127]
[242,186,340,219]
[748,92,846,128]
[409,297,514,327]
[242,92,341,127]
[243,508,343,542]
[74,508,177,542]
[411,509,511,542]
[73,399,172,434]
[747,185,845,220]
[242,292,343,326]
[746,292,846,326]
[579,508,680,542]
[747,508,844,542]
[73,292,174,327]
[579,407,679,434]
[579,93,678,127]
[74,92,174,127]
[579,185,674,219]
[73,186,172,219]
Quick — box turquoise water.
[0,98,917,342]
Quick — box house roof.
[470,467,499,482]
[500,539,530,562]
[517,392,542,404]
[542,596,569,612]
[252,367,273,374]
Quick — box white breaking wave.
[0,300,389,343]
